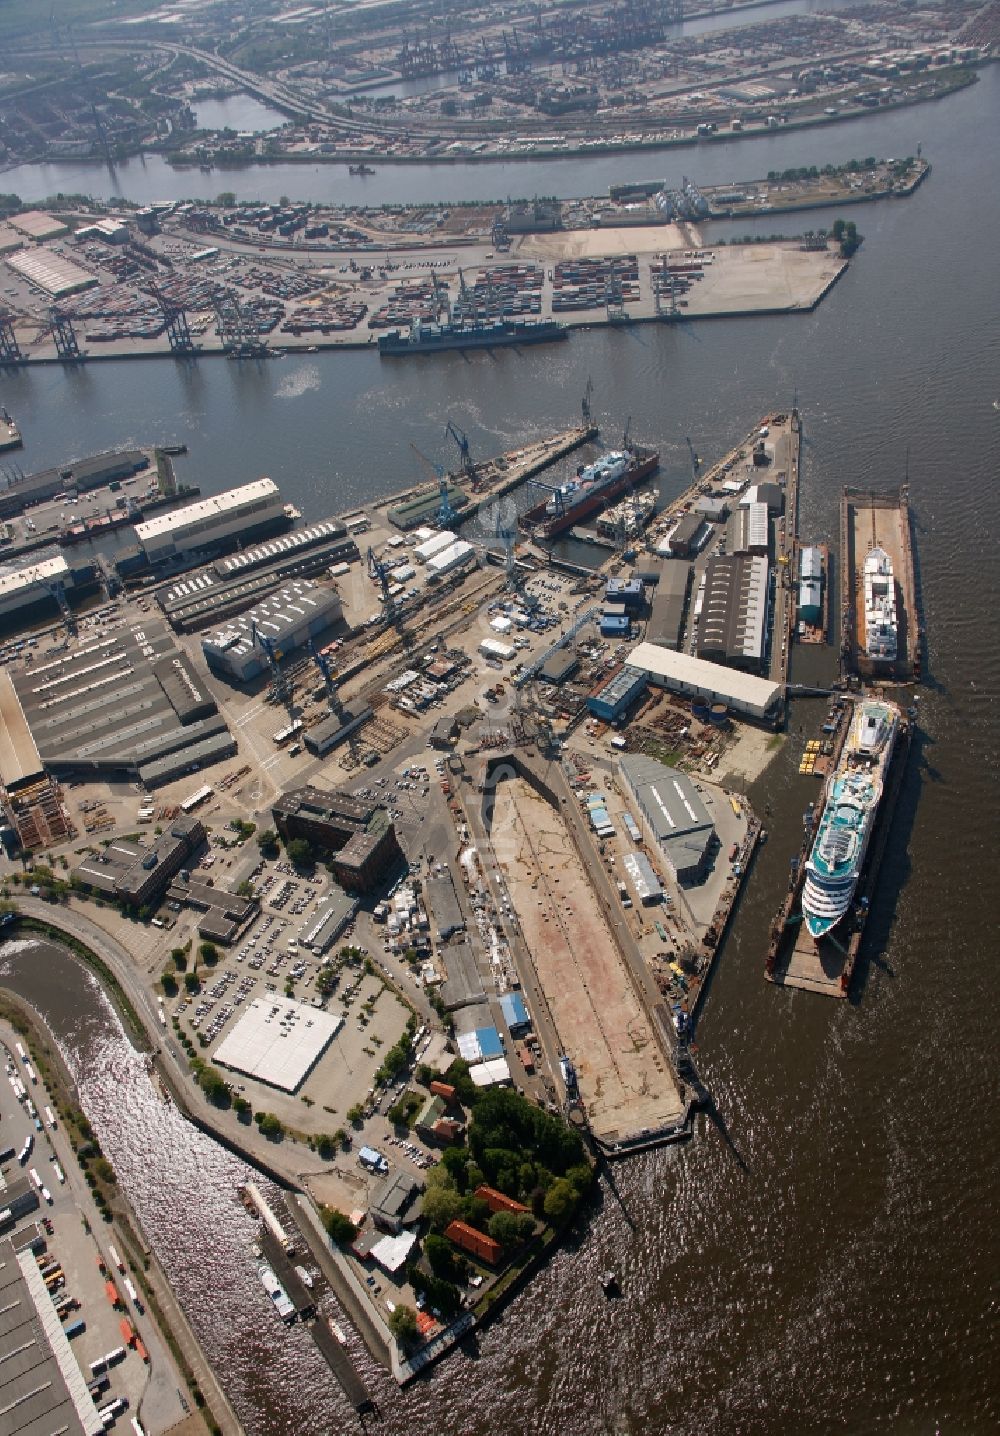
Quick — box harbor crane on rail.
[445,420,475,482]
[582,376,594,427]
[308,638,343,715]
[250,620,291,705]
[409,443,460,528]
[686,435,701,481]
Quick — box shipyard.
[0,393,906,1402]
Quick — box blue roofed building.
[587,665,648,723]
[475,1026,504,1059]
[499,992,530,1036]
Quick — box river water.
[1,63,999,1436]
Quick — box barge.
[0,408,22,453]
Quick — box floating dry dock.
[766,697,912,998]
[840,485,920,681]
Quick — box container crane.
[445,420,475,481]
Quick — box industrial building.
[439,940,486,1011]
[6,618,234,784]
[538,649,579,685]
[134,478,287,564]
[213,995,344,1092]
[201,581,342,684]
[605,578,645,609]
[586,665,648,724]
[622,849,663,903]
[645,560,691,650]
[6,246,97,298]
[696,555,770,672]
[626,642,783,721]
[272,785,403,892]
[303,703,372,758]
[158,519,357,632]
[414,530,455,563]
[0,1242,104,1436]
[663,512,708,557]
[0,449,148,520]
[300,887,359,952]
[426,538,475,579]
[499,991,531,1036]
[695,496,729,522]
[479,637,516,663]
[73,817,206,908]
[425,869,465,940]
[798,545,824,626]
[600,607,631,638]
[7,210,69,240]
[166,872,258,944]
[617,755,716,884]
[0,553,72,625]
[726,501,771,557]
[370,1171,424,1235]
[741,481,784,515]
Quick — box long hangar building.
[627,642,782,722]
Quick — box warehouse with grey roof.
[617,754,716,884]
[202,581,342,684]
[7,617,236,785]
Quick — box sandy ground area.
[514,223,694,260]
[493,779,683,1141]
[711,725,784,790]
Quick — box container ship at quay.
[519,445,660,540]
[800,697,901,938]
[378,316,567,356]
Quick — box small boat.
[329,1319,348,1345]
[599,1270,619,1296]
[160,443,188,456]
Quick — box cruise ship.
[862,545,898,663]
[801,698,901,939]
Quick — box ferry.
[801,698,901,939]
[257,1260,296,1323]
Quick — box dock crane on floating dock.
[445,420,475,481]
[409,443,460,527]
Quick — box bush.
[255,1112,284,1139]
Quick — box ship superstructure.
[862,545,897,663]
[801,698,900,939]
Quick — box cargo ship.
[378,316,567,356]
[801,697,901,939]
[520,445,659,540]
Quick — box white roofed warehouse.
[627,641,782,722]
[202,580,342,683]
[134,478,287,563]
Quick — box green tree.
[322,1207,358,1245]
[286,837,314,868]
[256,1112,284,1139]
[183,971,200,994]
[196,1064,230,1104]
[257,828,280,858]
[388,1304,419,1347]
[422,1167,463,1232]
[346,1103,364,1126]
[487,1209,523,1250]
[199,942,219,965]
[542,1177,578,1223]
[423,1232,458,1280]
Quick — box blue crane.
[410,442,460,527]
[445,419,475,481]
[250,620,290,702]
